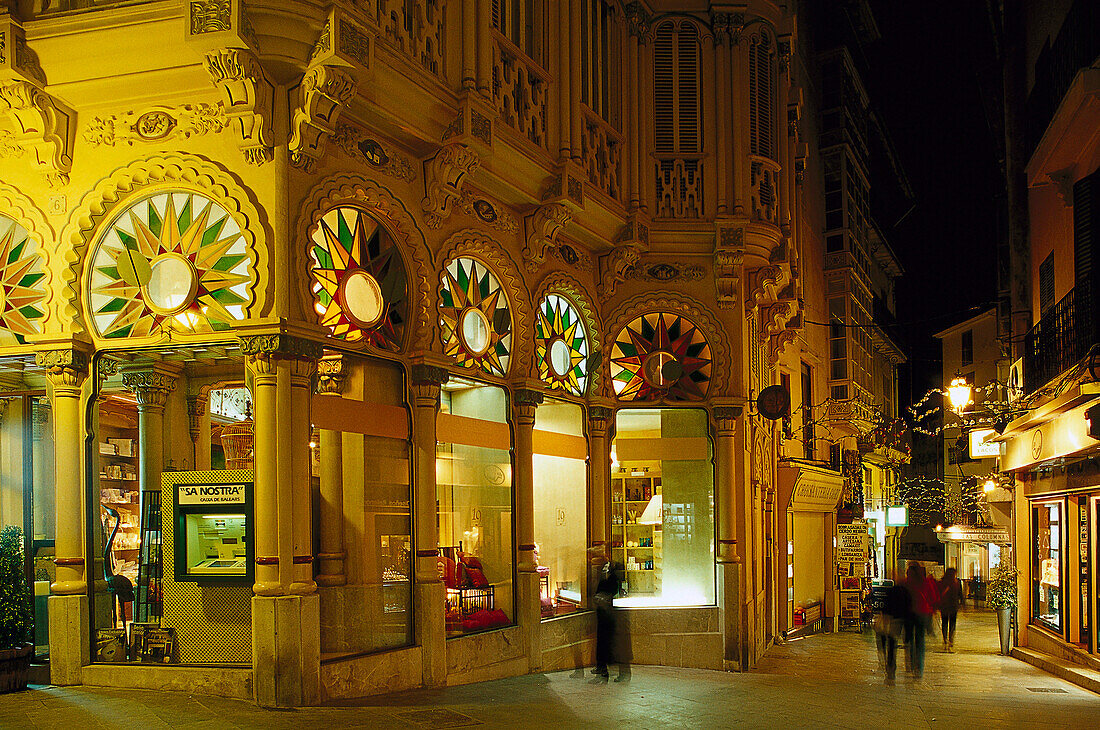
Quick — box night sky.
[862,1,1004,405]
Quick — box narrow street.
[4,610,1096,729]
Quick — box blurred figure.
[904,563,938,679]
[876,574,910,685]
[938,567,964,652]
[590,546,629,682]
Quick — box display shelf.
[611,472,662,595]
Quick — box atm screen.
[183,513,247,577]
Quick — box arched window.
[610,312,712,401]
[87,191,250,338]
[308,206,408,351]
[749,33,776,160]
[0,215,45,345]
[439,257,512,377]
[534,293,589,396]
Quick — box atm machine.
[173,481,253,584]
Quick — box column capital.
[186,394,209,444]
[625,2,650,41]
[588,403,615,434]
[239,333,324,362]
[512,386,543,423]
[409,362,449,388]
[713,402,744,434]
[35,348,89,388]
[315,354,347,395]
[121,368,178,408]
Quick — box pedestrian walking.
[876,573,910,685]
[938,567,964,652]
[904,563,937,679]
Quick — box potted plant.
[987,561,1019,656]
[0,525,33,692]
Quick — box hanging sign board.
[969,428,1001,458]
[836,523,869,562]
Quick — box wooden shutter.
[654,23,675,154]
[1074,167,1100,341]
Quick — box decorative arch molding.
[647,13,715,45]
[438,228,533,379]
[603,291,733,399]
[0,183,54,343]
[58,154,269,340]
[532,269,603,398]
[296,173,433,352]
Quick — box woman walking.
[938,567,964,652]
[904,563,937,679]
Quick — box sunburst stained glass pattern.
[534,294,588,395]
[0,216,46,345]
[610,312,712,401]
[309,207,407,350]
[87,192,250,339]
[439,257,511,377]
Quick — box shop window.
[439,258,512,378]
[1033,501,1062,631]
[610,312,711,401]
[0,389,53,661]
[534,294,589,396]
[533,399,587,618]
[91,355,254,665]
[610,408,714,607]
[437,379,514,635]
[308,206,408,351]
[314,358,414,655]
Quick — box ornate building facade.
[0,0,900,706]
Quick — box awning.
[935,526,1011,544]
[779,462,844,512]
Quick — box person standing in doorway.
[938,567,964,652]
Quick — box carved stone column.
[512,385,543,671]
[121,367,177,500]
[289,356,318,596]
[587,402,614,604]
[410,359,448,687]
[240,333,323,708]
[315,355,347,586]
[186,394,209,470]
[713,402,746,671]
[36,348,90,686]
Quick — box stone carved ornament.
[84,105,229,147]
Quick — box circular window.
[549,338,572,377]
[339,269,384,328]
[642,350,683,387]
[145,254,197,314]
[460,307,491,355]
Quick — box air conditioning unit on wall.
[1008,358,1025,403]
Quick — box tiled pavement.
[3,609,1097,729]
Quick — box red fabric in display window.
[466,567,490,588]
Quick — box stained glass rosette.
[0,216,46,345]
[308,207,406,350]
[610,312,711,401]
[87,192,250,339]
[439,257,511,377]
[535,294,588,395]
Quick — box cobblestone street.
[2,610,1097,729]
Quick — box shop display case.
[610,472,662,595]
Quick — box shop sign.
[935,527,1010,544]
[836,523,868,562]
[968,428,1000,458]
[885,504,909,527]
[178,483,246,505]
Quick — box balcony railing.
[655,155,703,219]
[1023,285,1094,394]
[1025,0,1100,156]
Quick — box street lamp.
[947,373,973,414]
